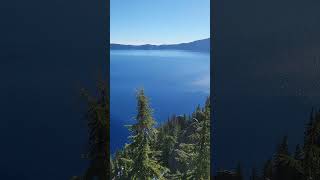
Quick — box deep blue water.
[110,50,210,154]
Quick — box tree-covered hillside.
[111,89,211,180]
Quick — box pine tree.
[111,91,211,179]
[157,124,178,169]
[279,110,320,180]
[288,144,303,180]
[194,96,211,179]
[81,81,109,179]
[123,89,168,179]
[112,148,132,180]
[273,135,290,180]
[175,142,197,179]
[175,96,210,179]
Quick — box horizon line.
[110,37,210,46]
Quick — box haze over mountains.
[110,38,210,52]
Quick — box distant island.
[110,38,210,52]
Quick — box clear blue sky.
[111,0,210,45]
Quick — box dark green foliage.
[261,109,320,180]
[278,110,320,180]
[112,148,132,179]
[112,91,211,180]
[194,97,211,179]
[217,109,320,180]
[73,81,109,180]
[85,81,109,179]
[113,89,169,179]
[171,97,210,179]
[273,136,291,180]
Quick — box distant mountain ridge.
[110,38,210,52]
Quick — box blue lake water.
[110,50,210,154]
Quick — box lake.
[110,50,210,154]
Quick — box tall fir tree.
[77,81,109,180]
[124,89,168,179]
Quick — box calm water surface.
[110,50,210,153]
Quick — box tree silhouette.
[279,110,320,180]
[73,81,109,180]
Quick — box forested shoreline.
[111,89,211,179]
[71,83,320,180]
